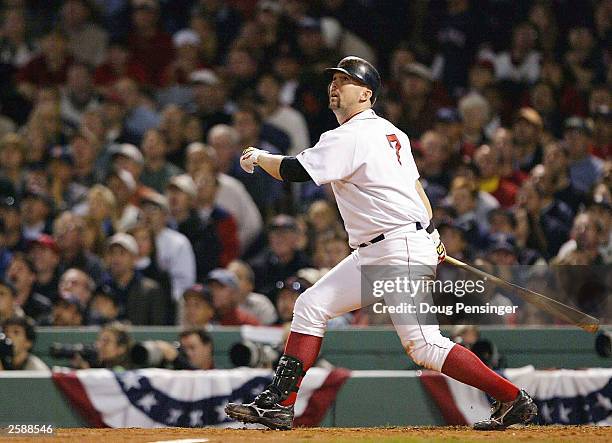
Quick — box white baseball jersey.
[297,109,429,248]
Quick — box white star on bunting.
[137,393,157,412]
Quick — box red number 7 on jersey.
[386,134,402,165]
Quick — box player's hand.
[430,228,446,264]
[240,147,269,174]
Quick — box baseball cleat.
[225,387,294,430]
[473,389,538,431]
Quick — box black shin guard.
[270,355,304,400]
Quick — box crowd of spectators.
[0,0,609,340]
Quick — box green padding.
[32,326,607,370]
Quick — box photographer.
[1,316,49,371]
[72,322,133,370]
[130,329,214,370]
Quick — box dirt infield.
[3,426,610,443]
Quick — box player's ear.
[361,88,372,103]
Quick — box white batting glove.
[240,147,269,174]
[430,228,447,264]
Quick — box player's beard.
[329,95,340,110]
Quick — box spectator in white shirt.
[139,190,195,303]
[493,22,541,85]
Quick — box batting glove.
[240,147,269,174]
[430,228,446,264]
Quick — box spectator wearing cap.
[104,233,169,325]
[249,215,312,301]
[86,285,120,325]
[140,128,183,193]
[206,268,260,326]
[29,234,61,303]
[192,135,263,252]
[6,253,51,323]
[52,211,105,286]
[20,190,54,241]
[0,279,23,324]
[397,62,441,139]
[256,72,310,157]
[15,30,75,100]
[140,190,196,303]
[189,69,232,138]
[227,260,277,325]
[493,22,541,86]
[127,0,174,85]
[48,144,88,211]
[167,173,223,280]
[113,77,161,144]
[513,107,544,173]
[110,142,145,185]
[58,268,95,308]
[1,316,49,371]
[591,105,610,159]
[474,144,519,208]
[433,108,463,159]
[105,168,141,232]
[160,29,205,87]
[93,37,149,91]
[182,284,215,328]
[58,0,109,68]
[564,116,603,194]
[60,62,101,130]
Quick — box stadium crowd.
[0,0,609,340]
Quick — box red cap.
[29,234,61,254]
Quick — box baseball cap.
[29,234,61,254]
[258,0,281,13]
[515,107,543,129]
[167,174,197,198]
[564,116,592,134]
[107,232,139,255]
[401,62,433,82]
[206,268,239,289]
[269,214,297,231]
[182,283,213,304]
[435,107,461,124]
[107,168,137,192]
[173,29,201,48]
[298,17,322,32]
[190,69,220,86]
[140,190,169,211]
[487,233,517,255]
[110,143,144,166]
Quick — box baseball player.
[225,57,537,430]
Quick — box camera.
[0,333,14,369]
[130,341,184,368]
[229,341,281,369]
[49,342,98,366]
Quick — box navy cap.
[487,233,517,255]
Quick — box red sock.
[441,344,519,402]
[279,331,323,406]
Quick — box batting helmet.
[325,56,381,104]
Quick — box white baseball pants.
[291,226,455,371]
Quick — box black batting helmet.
[325,56,381,104]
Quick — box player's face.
[328,73,370,110]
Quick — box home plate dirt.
[4,426,610,443]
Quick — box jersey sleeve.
[296,127,359,185]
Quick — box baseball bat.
[444,255,600,334]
